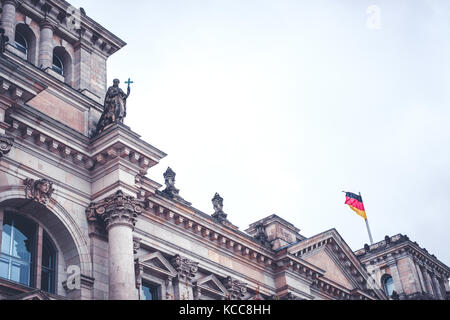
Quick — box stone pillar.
[422,269,434,296]
[431,274,443,300]
[86,190,144,300]
[414,261,426,293]
[38,21,54,70]
[386,258,404,297]
[0,0,18,46]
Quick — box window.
[0,212,57,294]
[383,275,395,297]
[52,55,64,76]
[142,282,159,300]
[0,213,36,287]
[14,32,28,55]
[41,232,56,294]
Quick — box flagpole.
[360,192,374,245]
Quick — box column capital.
[1,0,19,8]
[39,20,56,31]
[86,190,144,231]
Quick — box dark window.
[142,282,159,300]
[0,212,36,287]
[40,232,56,294]
[52,55,64,76]
[14,32,28,55]
[383,275,395,297]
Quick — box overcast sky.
[69,0,450,265]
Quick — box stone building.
[0,0,448,301]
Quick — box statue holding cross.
[94,78,133,136]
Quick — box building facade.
[0,0,448,301]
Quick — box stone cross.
[125,78,134,89]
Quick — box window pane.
[10,260,30,285]
[0,257,9,279]
[52,56,64,76]
[1,224,12,255]
[0,213,35,287]
[384,277,395,296]
[41,233,56,293]
[10,216,34,261]
[41,269,50,292]
[14,32,27,54]
[142,283,159,300]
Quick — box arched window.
[52,54,64,76]
[382,275,395,297]
[14,24,37,64]
[52,47,73,85]
[0,211,57,293]
[14,31,28,55]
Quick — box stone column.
[87,190,144,300]
[38,21,55,70]
[0,0,18,46]
[422,269,435,296]
[413,261,426,293]
[386,258,404,297]
[431,274,443,300]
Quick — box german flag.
[344,192,367,220]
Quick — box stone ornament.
[162,167,180,197]
[24,178,54,205]
[223,276,247,300]
[133,237,142,255]
[86,190,144,231]
[160,167,192,205]
[170,254,199,282]
[254,223,270,248]
[212,193,228,222]
[0,134,14,158]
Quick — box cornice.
[142,197,275,270]
[356,235,450,278]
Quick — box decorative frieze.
[24,178,54,205]
[170,254,199,282]
[86,190,144,231]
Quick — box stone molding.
[0,134,14,157]
[86,190,144,231]
[24,178,55,205]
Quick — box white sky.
[70,0,450,265]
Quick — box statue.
[95,78,131,136]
